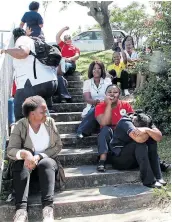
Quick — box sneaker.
[97,160,106,172]
[43,206,54,222]
[145,181,163,189]
[76,133,84,139]
[124,89,130,96]
[157,179,167,186]
[13,209,28,222]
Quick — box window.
[113,31,125,38]
[94,31,103,40]
[79,32,93,40]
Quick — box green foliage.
[134,1,171,135]
[110,2,149,47]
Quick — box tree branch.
[75,1,89,7]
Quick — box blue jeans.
[8,97,15,126]
[65,62,76,75]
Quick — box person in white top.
[0,28,58,121]
[77,61,112,138]
[7,96,63,222]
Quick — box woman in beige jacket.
[7,95,63,222]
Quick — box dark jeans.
[65,62,76,75]
[14,79,58,121]
[97,126,162,185]
[55,75,71,101]
[109,70,129,90]
[12,158,58,210]
[77,107,100,136]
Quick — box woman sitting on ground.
[7,96,64,222]
[76,61,111,138]
[95,84,166,188]
[107,43,130,96]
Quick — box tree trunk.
[100,22,114,50]
[75,1,114,50]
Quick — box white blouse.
[82,77,112,117]
[29,123,50,155]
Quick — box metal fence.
[0,30,14,191]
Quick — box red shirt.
[58,41,80,58]
[95,100,134,127]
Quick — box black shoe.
[97,160,106,172]
[76,133,84,139]
[145,181,162,189]
[160,161,171,172]
[157,179,167,186]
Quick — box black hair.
[105,84,121,94]
[13,28,26,42]
[29,1,40,10]
[122,35,134,49]
[22,95,46,117]
[88,61,106,79]
[129,112,153,128]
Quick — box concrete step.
[59,148,97,167]
[65,75,82,81]
[51,112,82,122]
[56,121,81,134]
[68,81,83,88]
[0,184,152,221]
[60,134,97,148]
[52,103,85,112]
[53,95,83,103]
[64,165,140,190]
[68,88,83,95]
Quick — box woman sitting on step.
[95,84,166,188]
[76,61,112,138]
[7,95,65,222]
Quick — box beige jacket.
[7,117,62,160]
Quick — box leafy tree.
[110,2,149,48]
[135,1,171,135]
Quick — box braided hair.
[22,96,46,117]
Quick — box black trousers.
[12,158,58,210]
[77,108,100,136]
[14,79,58,121]
[109,70,129,90]
[97,126,162,185]
[54,75,71,101]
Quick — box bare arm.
[20,22,25,28]
[0,46,30,59]
[96,97,113,126]
[56,26,69,44]
[144,127,162,142]
[68,53,80,62]
[119,43,127,64]
[39,24,43,28]
[83,92,100,106]
[129,128,149,143]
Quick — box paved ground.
[54,207,171,222]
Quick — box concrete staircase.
[0,72,153,221]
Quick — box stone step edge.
[63,165,139,178]
[0,181,152,220]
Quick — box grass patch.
[77,50,113,80]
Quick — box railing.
[0,30,14,191]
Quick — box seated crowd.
[0,2,169,222]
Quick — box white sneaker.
[124,89,130,96]
[43,206,54,222]
[60,58,66,73]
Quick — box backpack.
[30,37,62,79]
